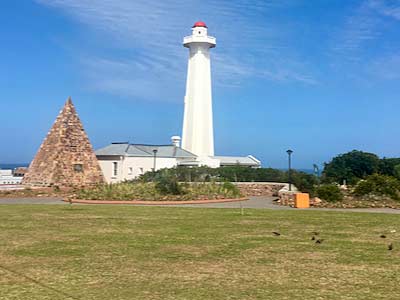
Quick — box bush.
[139,166,288,183]
[76,180,242,201]
[155,174,183,195]
[353,174,400,200]
[315,184,343,202]
[219,181,241,198]
[290,171,318,194]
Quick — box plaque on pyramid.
[23,98,105,187]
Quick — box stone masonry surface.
[23,98,105,187]
[235,182,284,197]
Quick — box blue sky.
[1,0,400,169]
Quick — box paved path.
[0,196,399,214]
[0,197,65,205]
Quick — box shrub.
[76,180,242,201]
[353,174,400,200]
[315,184,343,202]
[139,166,288,183]
[155,174,183,195]
[290,171,318,194]
[219,181,241,198]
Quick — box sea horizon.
[0,163,29,170]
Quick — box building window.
[113,162,118,176]
[140,168,144,174]
[128,167,133,175]
[74,164,83,172]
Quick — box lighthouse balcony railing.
[183,36,216,45]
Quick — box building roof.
[95,143,197,158]
[193,21,207,28]
[213,155,261,166]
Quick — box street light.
[153,149,158,172]
[286,149,293,191]
[313,163,320,187]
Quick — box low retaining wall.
[233,182,307,207]
[278,191,321,207]
[234,182,285,197]
[278,191,297,206]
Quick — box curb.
[63,197,249,205]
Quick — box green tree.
[394,165,400,180]
[322,150,380,185]
[379,158,400,177]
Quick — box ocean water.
[0,163,29,170]
[298,169,316,174]
[278,168,316,174]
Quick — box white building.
[96,139,260,183]
[0,170,23,185]
[96,141,197,183]
[96,22,261,183]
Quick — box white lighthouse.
[182,21,216,158]
[95,22,262,180]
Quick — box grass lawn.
[1,205,400,300]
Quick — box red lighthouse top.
[193,21,207,28]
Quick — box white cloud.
[368,54,400,80]
[331,1,382,57]
[369,0,400,20]
[36,0,316,100]
[328,0,400,84]
[332,0,400,56]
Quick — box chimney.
[171,136,181,148]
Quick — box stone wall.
[234,182,285,197]
[234,182,317,208]
[278,191,296,206]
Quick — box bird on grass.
[388,243,393,251]
[311,231,320,241]
[272,232,281,236]
[315,239,324,244]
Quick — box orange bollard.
[294,193,310,209]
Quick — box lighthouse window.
[198,31,201,34]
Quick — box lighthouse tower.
[182,21,216,158]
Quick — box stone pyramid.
[23,98,105,187]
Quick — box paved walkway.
[0,197,65,205]
[0,196,399,214]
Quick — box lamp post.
[153,149,158,172]
[286,149,293,191]
[313,163,321,185]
